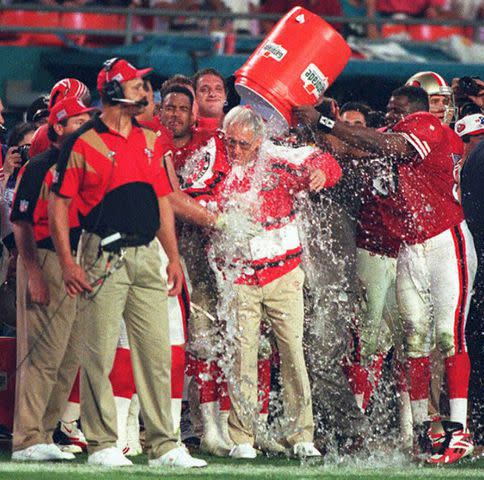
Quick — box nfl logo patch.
[19,200,29,212]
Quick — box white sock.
[61,401,80,424]
[114,396,132,451]
[127,394,141,450]
[410,399,429,426]
[171,398,182,439]
[449,398,468,429]
[398,391,413,449]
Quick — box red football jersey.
[391,112,464,244]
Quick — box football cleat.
[428,422,474,465]
[59,420,88,450]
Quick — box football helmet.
[406,71,456,124]
[48,78,90,110]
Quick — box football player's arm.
[12,221,50,305]
[164,154,217,228]
[49,194,92,297]
[292,105,415,159]
[156,195,183,297]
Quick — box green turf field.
[0,450,482,480]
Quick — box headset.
[101,57,125,105]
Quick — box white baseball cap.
[454,113,484,137]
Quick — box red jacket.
[212,143,342,286]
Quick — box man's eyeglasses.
[226,137,253,151]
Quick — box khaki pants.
[228,266,313,446]
[79,235,177,458]
[13,249,80,451]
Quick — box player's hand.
[166,260,183,297]
[28,268,50,305]
[309,168,327,192]
[3,147,22,177]
[292,105,321,127]
[62,262,92,297]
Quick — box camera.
[13,144,31,166]
[457,76,481,97]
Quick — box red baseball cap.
[48,97,95,126]
[97,58,153,93]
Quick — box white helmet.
[406,71,456,124]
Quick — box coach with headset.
[49,58,206,468]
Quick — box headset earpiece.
[101,57,124,105]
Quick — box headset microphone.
[112,98,149,107]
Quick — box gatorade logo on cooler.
[300,64,328,100]
[261,42,287,62]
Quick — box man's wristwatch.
[317,114,335,133]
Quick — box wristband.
[317,114,335,133]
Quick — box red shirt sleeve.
[52,138,85,199]
[306,151,342,188]
[152,137,173,198]
[393,112,445,161]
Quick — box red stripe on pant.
[171,345,186,399]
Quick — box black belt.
[100,233,153,253]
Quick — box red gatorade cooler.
[0,337,16,431]
[235,6,351,131]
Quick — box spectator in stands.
[364,0,447,38]
[222,0,260,35]
[259,0,344,34]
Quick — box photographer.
[452,76,484,119]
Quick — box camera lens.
[458,77,480,97]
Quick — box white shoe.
[12,443,75,461]
[200,435,231,457]
[87,447,133,467]
[293,442,322,458]
[58,443,83,454]
[60,420,88,450]
[229,443,258,459]
[148,445,207,468]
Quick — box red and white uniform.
[391,112,477,428]
[212,143,342,286]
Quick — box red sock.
[258,359,271,415]
[68,370,80,403]
[406,356,430,401]
[195,359,218,404]
[171,345,186,399]
[110,347,135,399]
[362,353,384,411]
[343,361,369,396]
[445,352,470,399]
[393,359,408,393]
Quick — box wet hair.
[223,106,266,141]
[340,102,371,122]
[192,68,226,93]
[160,74,194,97]
[7,121,36,147]
[160,85,194,107]
[391,86,429,112]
